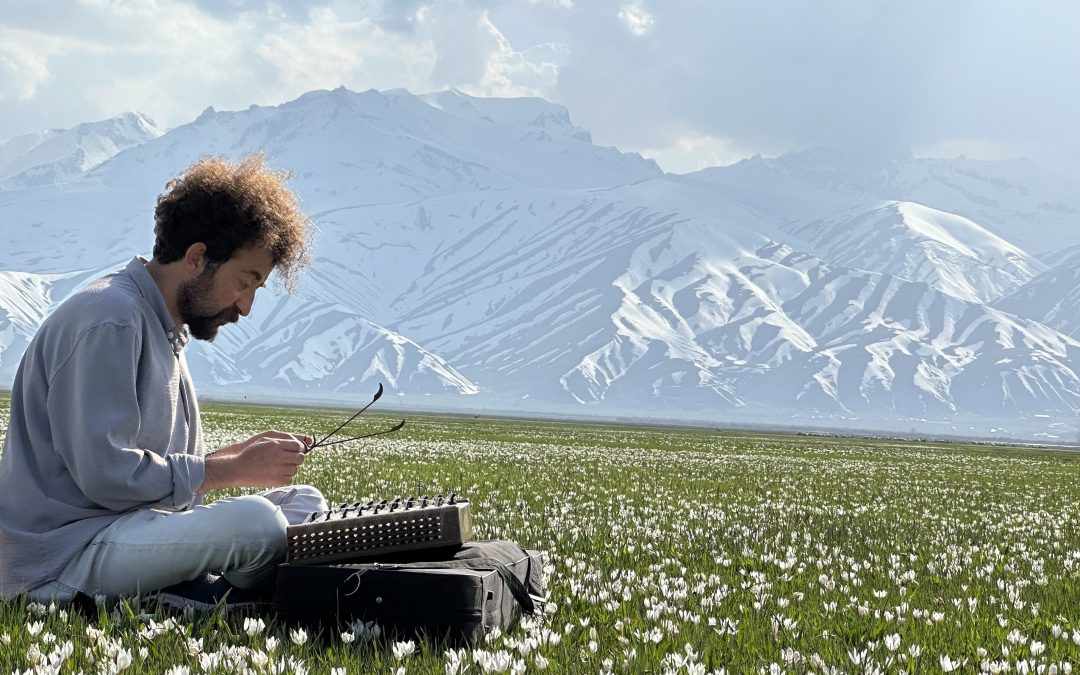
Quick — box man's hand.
[201,430,313,492]
[213,430,313,457]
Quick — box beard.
[177,264,239,342]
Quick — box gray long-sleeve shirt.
[0,257,206,596]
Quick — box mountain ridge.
[0,86,1076,441]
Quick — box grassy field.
[3,393,1080,673]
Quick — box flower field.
[3,395,1080,673]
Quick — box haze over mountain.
[0,87,1077,442]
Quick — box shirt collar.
[123,256,189,355]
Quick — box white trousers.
[29,485,327,602]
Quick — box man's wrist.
[200,454,239,492]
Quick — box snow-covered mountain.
[996,247,1080,341]
[778,201,1044,304]
[345,190,1079,418]
[0,87,1077,440]
[692,149,1080,257]
[0,113,163,189]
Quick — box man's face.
[177,246,275,341]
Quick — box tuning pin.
[405,496,415,509]
[449,492,458,504]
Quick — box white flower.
[330,668,346,675]
[445,647,467,675]
[340,631,355,644]
[1031,641,1046,657]
[534,654,549,670]
[266,636,280,652]
[940,655,963,672]
[392,639,417,660]
[26,621,44,637]
[290,627,308,645]
[244,617,266,636]
[885,633,901,652]
[114,648,134,672]
[164,667,191,675]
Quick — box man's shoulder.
[46,271,153,334]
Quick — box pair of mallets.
[304,383,406,453]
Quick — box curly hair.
[153,153,311,292]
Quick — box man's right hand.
[200,431,310,492]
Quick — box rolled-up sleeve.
[46,323,204,511]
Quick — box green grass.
[3,393,1080,673]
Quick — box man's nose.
[235,290,255,317]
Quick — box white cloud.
[0,42,50,101]
[634,132,764,174]
[255,8,436,98]
[417,7,566,99]
[468,12,563,98]
[6,1,1077,175]
[0,27,85,102]
[76,0,161,18]
[617,1,653,37]
[0,1,567,138]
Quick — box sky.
[1,0,1079,174]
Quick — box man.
[0,153,327,601]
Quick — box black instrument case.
[273,540,546,644]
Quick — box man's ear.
[182,242,209,277]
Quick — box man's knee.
[291,484,328,511]
[213,495,289,546]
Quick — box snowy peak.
[0,112,163,188]
[781,201,1045,304]
[418,88,591,141]
[696,149,1080,257]
[88,86,660,203]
